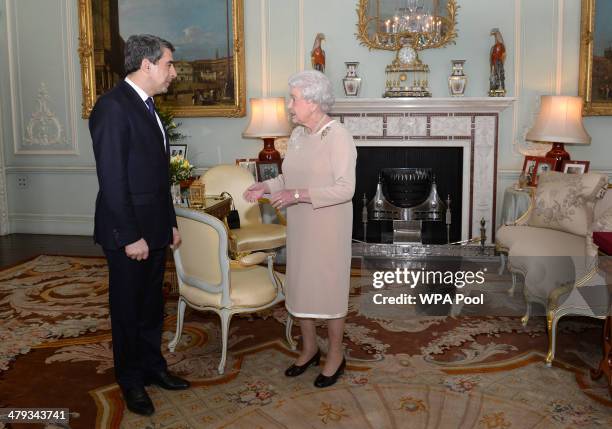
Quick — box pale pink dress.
[265,120,357,318]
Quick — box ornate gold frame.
[578,0,612,116]
[356,0,458,51]
[77,0,246,118]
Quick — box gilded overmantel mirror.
[357,0,458,51]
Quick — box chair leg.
[521,299,531,326]
[498,253,506,275]
[508,271,518,297]
[218,309,233,375]
[286,313,297,351]
[545,310,559,367]
[168,298,187,352]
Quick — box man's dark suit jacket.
[90,81,177,251]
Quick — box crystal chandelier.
[378,0,444,49]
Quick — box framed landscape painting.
[78,0,245,118]
[579,0,612,115]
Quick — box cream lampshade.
[242,97,291,161]
[525,95,591,170]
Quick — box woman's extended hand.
[243,182,267,202]
[269,190,298,209]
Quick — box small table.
[500,186,533,225]
[498,186,533,275]
[176,196,232,220]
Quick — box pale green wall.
[0,0,610,235]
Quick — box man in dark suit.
[90,34,189,416]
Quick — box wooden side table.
[591,316,612,397]
[179,196,232,220]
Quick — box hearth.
[353,146,462,244]
[366,168,448,243]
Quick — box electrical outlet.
[17,175,28,189]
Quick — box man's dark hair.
[124,34,175,75]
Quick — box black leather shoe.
[122,386,154,416]
[144,370,190,390]
[284,350,321,377]
[314,358,346,388]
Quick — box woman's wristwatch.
[293,189,300,201]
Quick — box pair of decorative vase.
[342,59,467,97]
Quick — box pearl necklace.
[306,115,328,135]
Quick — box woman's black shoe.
[284,350,321,377]
[314,358,346,388]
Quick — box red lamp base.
[545,142,570,171]
[258,137,281,161]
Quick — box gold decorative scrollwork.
[578,0,612,116]
[77,0,246,118]
[356,0,458,52]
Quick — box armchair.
[200,165,286,255]
[496,172,611,366]
[168,208,294,374]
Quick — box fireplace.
[354,147,462,244]
[330,97,515,244]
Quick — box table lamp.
[242,97,291,161]
[525,95,590,170]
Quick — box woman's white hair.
[288,70,335,113]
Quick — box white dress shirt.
[124,77,166,149]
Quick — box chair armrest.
[230,251,277,268]
[258,197,287,225]
[236,251,269,266]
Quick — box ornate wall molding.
[513,0,564,157]
[0,88,9,235]
[7,0,78,155]
[23,83,65,147]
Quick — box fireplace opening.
[353,146,463,244]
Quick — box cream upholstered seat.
[495,172,611,366]
[168,207,294,374]
[201,164,286,254]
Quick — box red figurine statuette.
[311,33,326,73]
[489,28,506,97]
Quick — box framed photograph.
[522,156,558,186]
[170,144,188,158]
[561,160,590,174]
[579,0,612,115]
[235,158,258,181]
[533,157,558,186]
[77,0,246,118]
[256,161,282,182]
[521,156,539,186]
[188,182,205,208]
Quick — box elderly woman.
[244,70,356,388]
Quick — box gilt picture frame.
[561,160,590,174]
[170,144,188,159]
[256,161,282,182]
[77,0,246,119]
[236,158,258,181]
[578,0,612,116]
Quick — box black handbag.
[221,192,241,229]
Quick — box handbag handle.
[219,191,236,210]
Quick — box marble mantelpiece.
[330,98,516,243]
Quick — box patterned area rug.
[0,255,610,429]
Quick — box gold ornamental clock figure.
[384,44,431,98]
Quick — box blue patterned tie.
[145,97,156,117]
